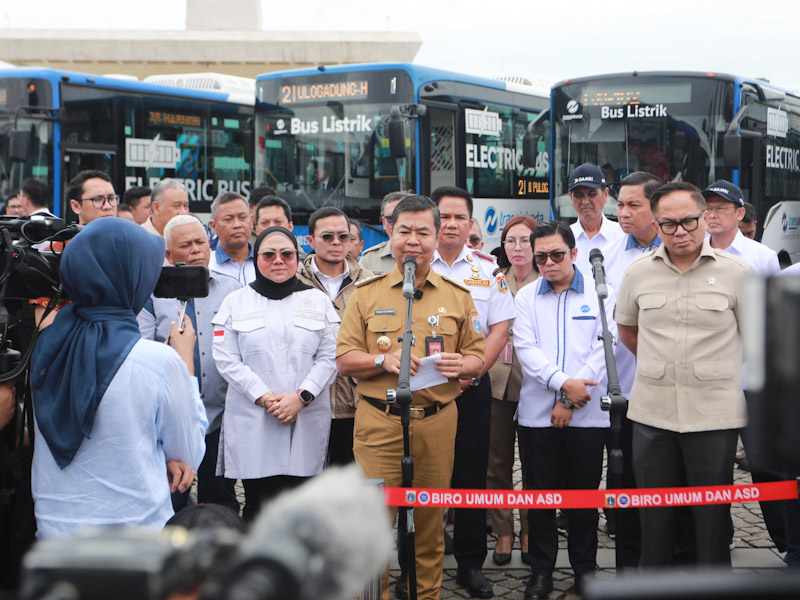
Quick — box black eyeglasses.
[81,194,119,208]
[533,250,569,265]
[468,235,482,245]
[657,215,702,235]
[259,249,297,261]
[319,231,352,243]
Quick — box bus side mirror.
[523,131,539,169]
[10,129,31,163]
[723,131,741,169]
[388,108,406,159]
[243,118,254,165]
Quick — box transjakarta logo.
[125,136,180,169]
[782,212,800,232]
[580,305,590,313]
[601,104,668,119]
[290,115,373,134]
[483,206,547,236]
[465,107,503,137]
[466,144,523,170]
[768,107,788,139]
[485,206,499,234]
[567,100,580,114]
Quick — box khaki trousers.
[354,399,457,600]
[487,399,528,536]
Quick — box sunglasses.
[259,249,297,261]
[533,250,569,265]
[319,231,352,243]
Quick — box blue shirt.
[208,244,256,285]
[32,339,208,538]
[138,270,242,432]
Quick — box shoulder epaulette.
[492,266,506,277]
[361,241,387,255]
[441,275,471,292]
[473,250,496,262]
[355,272,389,287]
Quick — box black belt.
[362,396,446,419]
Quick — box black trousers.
[328,417,355,466]
[197,427,239,511]
[242,475,307,523]
[632,423,737,567]
[171,427,238,513]
[618,408,642,568]
[452,375,492,568]
[520,426,607,578]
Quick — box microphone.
[589,248,608,300]
[402,255,417,299]
[219,466,393,600]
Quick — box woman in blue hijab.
[30,218,208,537]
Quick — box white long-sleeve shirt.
[514,267,614,428]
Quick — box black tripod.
[388,256,419,599]
[589,248,628,572]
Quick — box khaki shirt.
[337,265,486,406]
[358,240,395,274]
[488,267,538,402]
[615,241,751,433]
[297,254,374,418]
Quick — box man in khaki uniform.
[297,206,374,465]
[337,195,485,600]
[358,191,408,274]
[615,181,751,567]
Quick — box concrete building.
[0,0,421,79]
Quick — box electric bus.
[0,68,254,219]
[528,71,800,261]
[254,63,551,250]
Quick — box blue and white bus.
[533,71,800,261]
[0,68,254,218]
[254,63,551,250]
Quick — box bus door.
[420,102,458,195]
[61,144,117,219]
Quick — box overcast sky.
[2,0,798,88]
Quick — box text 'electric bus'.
[0,68,254,219]
[254,63,551,249]
[528,70,800,261]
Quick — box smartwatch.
[297,389,315,406]
[559,393,574,409]
[374,354,386,370]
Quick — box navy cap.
[702,180,745,207]
[568,163,607,192]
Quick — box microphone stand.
[387,257,418,600]
[591,251,628,573]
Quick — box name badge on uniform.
[501,342,513,364]
[425,314,444,356]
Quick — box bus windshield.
[255,70,416,226]
[551,74,735,218]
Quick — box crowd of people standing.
[1,163,796,600]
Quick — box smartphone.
[153,265,210,300]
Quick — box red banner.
[384,481,798,510]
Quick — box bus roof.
[256,62,548,98]
[554,70,800,100]
[0,67,253,105]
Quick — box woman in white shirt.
[212,226,338,522]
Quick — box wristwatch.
[374,354,386,370]
[559,393,574,409]
[469,376,481,387]
[297,389,315,406]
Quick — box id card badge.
[501,342,513,364]
[425,336,444,356]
